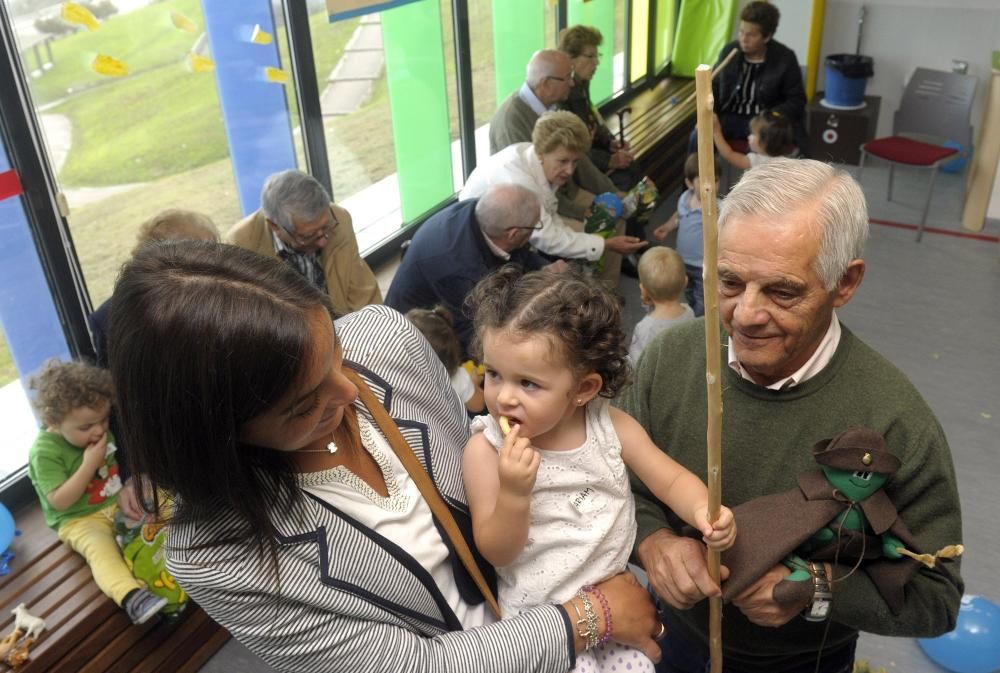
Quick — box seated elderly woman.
[460,111,645,279]
[558,25,645,192]
[107,241,663,673]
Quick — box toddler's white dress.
[471,398,654,673]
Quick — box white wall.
[818,1,1000,140]
[770,1,813,69]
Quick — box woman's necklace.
[298,407,356,453]
[297,439,339,453]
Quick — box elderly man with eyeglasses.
[227,169,381,317]
[489,49,619,223]
[386,183,563,357]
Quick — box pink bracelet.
[583,585,613,647]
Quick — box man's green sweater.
[618,319,963,672]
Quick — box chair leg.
[857,150,866,183]
[917,166,939,242]
[887,163,895,202]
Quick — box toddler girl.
[462,267,735,673]
[27,359,167,624]
[713,109,795,171]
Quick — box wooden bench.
[605,77,697,198]
[0,504,229,673]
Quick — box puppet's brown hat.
[811,427,901,474]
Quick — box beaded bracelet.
[583,585,613,647]
[575,589,600,649]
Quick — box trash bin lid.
[825,54,874,78]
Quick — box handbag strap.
[344,368,501,619]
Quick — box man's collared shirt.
[518,82,554,117]
[727,312,842,390]
[271,231,329,294]
[482,231,511,261]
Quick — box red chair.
[859,68,977,241]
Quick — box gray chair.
[859,67,977,240]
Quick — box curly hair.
[467,266,630,397]
[405,306,462,375]
[741,1,780,38]
[532,110,592,156]
[558,25,603,58]
[29,359,112,426]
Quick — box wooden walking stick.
[694,62,725,673]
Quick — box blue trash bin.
[825,54,874,108]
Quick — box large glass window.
[309,0,463,251]
[13,0,243,306]
[567,0,617,102]
[475,0,555,168]
[3,0,303,479]
[0,141,71,480]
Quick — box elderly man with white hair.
[386,183,560,357]
[227,169,381,317]
[618,158,963,673]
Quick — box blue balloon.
[941,140,970,174]
[593,192,624,219]
[919,595,1000,673]
[0,503,14,553]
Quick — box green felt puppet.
[720,427,961,615]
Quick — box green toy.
[782,442,906,583]
[720,427,962,614]
[114,512,188,621]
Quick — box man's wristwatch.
[803,562,832,622]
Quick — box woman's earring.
[576,398,583,405]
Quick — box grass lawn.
[37,5,356,187]
[28,0,208,106]
[70,158,244,306]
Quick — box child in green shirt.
[27,359,166,625]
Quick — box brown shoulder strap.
[344,368,501,619]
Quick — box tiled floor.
[199,163,999,673]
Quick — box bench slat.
[3,502,229,673]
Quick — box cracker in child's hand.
[499,415,511,435]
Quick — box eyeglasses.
[284,211,339,248]
[546,71,575,84]
[581,51,602,60]
[515,221,544,231]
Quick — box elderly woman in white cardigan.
[460,111,646,271]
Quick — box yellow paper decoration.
[188,53,215,73]
[170,11,198,34]
[264,67,288,84]
[61,2,100,31]
[251,24,273,45]
[92,54,129,77]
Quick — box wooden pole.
[694,63,724,673]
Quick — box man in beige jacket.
[227,170,381,316]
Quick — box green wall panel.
[382,0,454,221]
[671,0,736,77]
[654,0,678,70]
[493,0,545,104]
[567,0,615,102]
